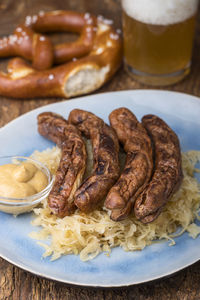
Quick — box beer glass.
[121,0,199,86]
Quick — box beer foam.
[122,0,198,25]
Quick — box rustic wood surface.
[0,0,200,299]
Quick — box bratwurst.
[105,107,153,221]
[37,112,87,217]
[134,114,183,223]
[68,109,120,212]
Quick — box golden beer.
[121,0,198,86]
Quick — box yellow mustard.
[0,162,48,198]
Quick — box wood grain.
[0,0,200,299]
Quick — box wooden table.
[0,0,200,299]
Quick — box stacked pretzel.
[37,107,183,224]
[0,11,122,99]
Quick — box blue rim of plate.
[0,89,199,287]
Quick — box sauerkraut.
[30,147,200,261]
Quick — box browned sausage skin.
[37,112,87,217]
[68,109,120,212]
[105,107,153,221]
[134,114,183,224]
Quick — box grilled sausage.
[134,114,183,223]
[37,112,87,217]
[105,107,153,221]
[68,109,120,212]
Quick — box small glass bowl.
[0,156,53,215]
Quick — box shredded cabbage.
[29,148,200,261]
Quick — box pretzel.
[0,24,54,70]
[0,10,122,99]
[25,10,97,64]
[0,11,97,68]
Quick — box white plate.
[0,90,200,287]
